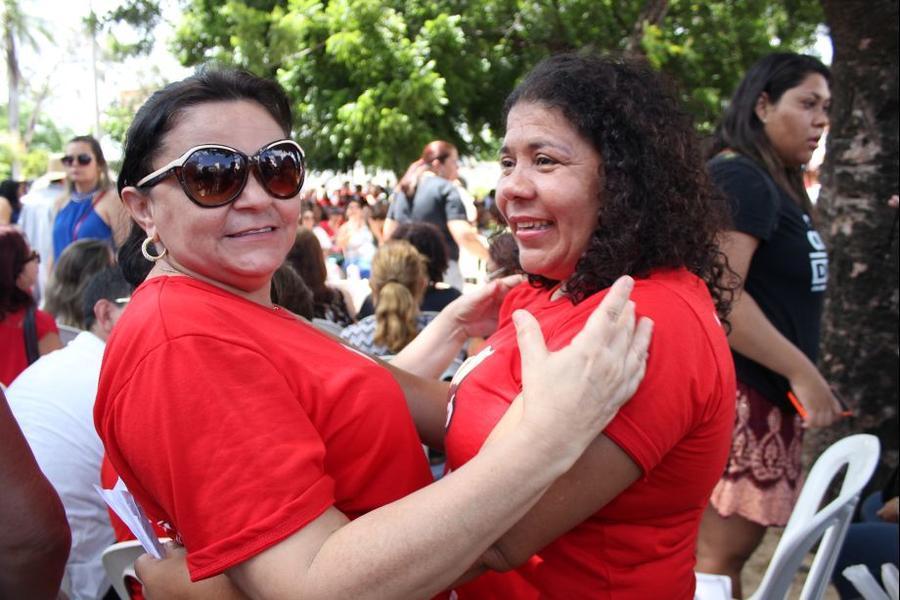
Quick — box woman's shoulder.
[418,173,457,197]
[566,271,717,338]
[34,308,59,333]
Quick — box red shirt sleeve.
[554,282,705,474]
[103,334,336,580]
[35,308,59,338]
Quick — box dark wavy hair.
[503,52,734,320]
[286,228,353,325]
[707,53,831,214]
[0,179,23,218]
[0,225,34,319]
[389,221,449,284]
[116,68,294,285]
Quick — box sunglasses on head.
[136,139,306,208]
[62,153,93,166]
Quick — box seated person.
[7,267,132,599]
[340,240,433,357]
[356,222,461,319]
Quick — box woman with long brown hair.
[696,53,844,597]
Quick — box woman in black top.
[696,53,845,597]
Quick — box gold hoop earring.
[141,236,167,262]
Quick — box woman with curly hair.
[440,52,737,598]
[696,53,842,597]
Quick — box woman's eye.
[499,158,515,170]
[535,155,555,167]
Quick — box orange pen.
[787,390,853,419]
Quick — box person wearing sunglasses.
[51,135,129,262]
[98,68,652,599]
[0,226,62,387]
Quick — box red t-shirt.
[445,269,736,599]
[95,276,432,580]
[0,306,59,386]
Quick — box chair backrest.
[749,434,881,600]
[101,540,147,600]
[312,318,345,337]
[57,324,82,346]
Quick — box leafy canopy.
[164,0,822,173]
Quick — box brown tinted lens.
[258,143,304,198]
[182,148,247,206]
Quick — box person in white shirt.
[7,267,132,600]
[17,155,67,306]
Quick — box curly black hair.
[503,52,735,320]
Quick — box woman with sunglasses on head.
[97,68,652,599]
[0,226,62,387]
[51,135,129,262]
[695,53,844,598]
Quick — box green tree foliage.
[167,0,823,172]
[97,0,161,60]
[1,102,72,179]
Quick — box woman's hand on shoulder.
[511,276,653,455]
[447,274,525,339]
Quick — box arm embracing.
[138,277,652,600]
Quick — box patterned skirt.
[709,382,804,527]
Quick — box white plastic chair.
[57,323,81,346]
[696,433,881,600]
[101,540,145,599]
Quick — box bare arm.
[137,277,653,600]
[0,389,71,599]
[97,191,132,247]
[459,435,641,583]
[448,219,489,261]
[389,275,525,447]
[721,231,841,427]
[381,217,399,240]
[0,197,11,225]
[39,331,63,356]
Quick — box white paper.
[94,480,165,559]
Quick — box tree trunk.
[5,14,21,178]
[816,0,899,490]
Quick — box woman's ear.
[754,92,772,124]
[120,187,156,239]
